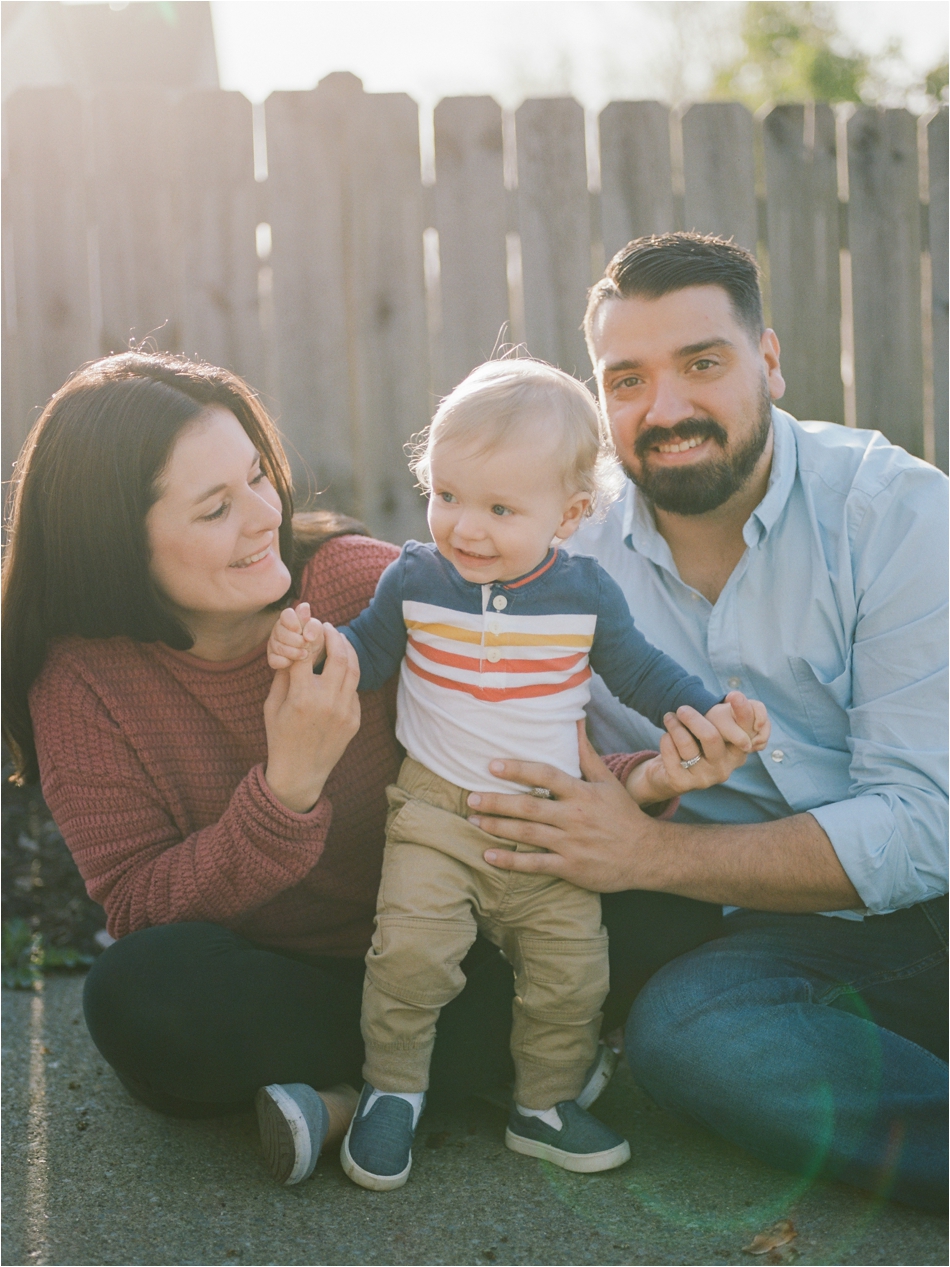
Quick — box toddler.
[268,359,769,1190]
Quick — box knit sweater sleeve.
[31,652,334,940]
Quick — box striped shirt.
[342,541,720,793]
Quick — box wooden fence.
[3,76,947,544]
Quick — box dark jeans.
[627,898,948,1213]
[82,890,721,1116]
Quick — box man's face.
[589,285,785,515]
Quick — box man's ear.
[761,329,785,401]
[554,492,592,541]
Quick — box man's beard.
[624,381,773,516]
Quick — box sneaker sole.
[575,1045,619,1111]
[340,1126,412,1191]
[505,1128,630,1173]
[256,1085,317,1186]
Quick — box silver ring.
[529,786,553,799]
[680,756,702,769]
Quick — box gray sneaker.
[506,1100,630,1172]
[341,1084,423,1191]
[255,1083,330,1185]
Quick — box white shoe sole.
[575,1044,619,1111]
[505,1128,630,1173]
[340,1124,412,1191]
[256,1084,316,1185]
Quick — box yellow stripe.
[405,620,593,649]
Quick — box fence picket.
[848,108,924,455]
[763,103,844,424]
[928,107,948,473]
[681,103,757,251]
[266,75,429,542]
[432,96,508,395]
[174,90,263,388]
[599,101,675,262]
[515,98,591,378]
[2,87,94,478]
[90,88,178,355]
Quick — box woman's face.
[146,407,292,621]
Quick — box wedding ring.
[680,755,702,769]
[529,786,553,799]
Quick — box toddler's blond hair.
[410,358,625,520]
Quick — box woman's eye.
[251,468,266,485]
[491,504,511,517]
[202,502,228,521]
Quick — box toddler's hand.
[704,691,770,754]
[267,603,326,670]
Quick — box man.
[467,234,948,1211]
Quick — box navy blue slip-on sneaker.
[255,1083,330,1185]
[506,1100,630,1172]
[341,1084,423,1191]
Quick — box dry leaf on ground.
[743,1219,798,1255]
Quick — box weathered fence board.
[681,103,757,251]
[266,74,429,543]
[848,108,924,456]
[763,103,844,425]
[928,107,948,474]
[91,88,178,355]
[599,101,675,262]
[264,83,355,507]
[515,98,592,378]
[175,90,263,387]
[432,96,508,396]
[2,88,94,475]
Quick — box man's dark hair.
[584,232,764,343]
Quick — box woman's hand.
[263,623,361,812]
[624,706,750,805]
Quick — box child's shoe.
[255,1082,330,1185]
[575,1042,619,1110]
[506,1100,630,1172]
[341,1084,424,1190]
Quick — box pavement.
[3,976,946,1267]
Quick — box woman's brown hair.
[2,351,364,784]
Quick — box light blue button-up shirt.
[570,408,949,917]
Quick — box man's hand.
[468,726,655,892]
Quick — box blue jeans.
[626,898,948,1212]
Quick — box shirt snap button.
[486,648,501,663]
[489,620,501,634]
[771,749,785,763]
[728,676,742,689]
[492,595,508,610]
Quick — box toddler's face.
[427,431,588,584]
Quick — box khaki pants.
[361,758,609,1109]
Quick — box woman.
[1,351,518,1186]
[3,351,724,1189]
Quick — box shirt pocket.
[789,653,852,750]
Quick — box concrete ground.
[3,976,946,1267]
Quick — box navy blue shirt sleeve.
[338,551,409,691]
[589,567,722,724]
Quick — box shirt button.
[727,676,742,689]
[486,648,501,663]
[489,620,501,634]
[771,749,785,763]
[492,595,508,610]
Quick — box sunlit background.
[4,1,947,112]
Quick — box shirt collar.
[623,406,798,560]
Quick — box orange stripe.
[407,656,591,701]
[504,549,557,589]
[409,636,587,675]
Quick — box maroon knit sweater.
[30,534,658,958]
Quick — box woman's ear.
[554,492,592,541]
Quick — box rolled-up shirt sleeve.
[808,464,949,914]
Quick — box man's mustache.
[634,419,729,460]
